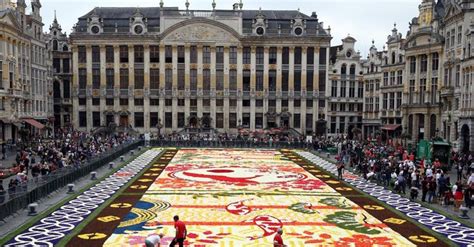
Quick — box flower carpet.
[1,148,458,246]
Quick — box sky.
[36,0,420,57]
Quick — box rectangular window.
[177,46,185,64]
[229,69,237,90]
[216,69,224,90]
[397,92,402,108]
[358,82,363,98]
[78,46,86,63]
[420,55,428,73]
[120,98,128,106]
[340,81,346,97]
[331,80,338,97]
[79,111,87,127]
[383,93,388,109]
[389,92,395,109]
[349,81,355,97]
[216,113,224,129]
[307,47,314,65]
[150,69,160,89]
[79,68,87,89]
[256,70,264,91]
[120,45,128,63]
[458,26,462,45]
[319,71,326,92]
[229,113,237,128]
[165,69,173,90]
[92,46,100,63]
[203,46,211,64]
[229,46,237,64]
[134,112,144,127]
[165,112,172,128]
[150,99,159,106]
[409,80,415,104]
[256,47,264,65]
[431,78,438,103]
[243,47,251,64]
[256,99,264,107]
[203,69,211,91]
[134,98,144,106]
[92,98,100,106]
[282,47,289,65]
[64,80,70,98]
[410,57,416,74]
[63,59,70,73]
[120,69,129,89]
[216,46,224,64]
[294,47,302,65]
[178,112,185,128]
[432,53,439,71]
[243,70,250,91]
[106,98,114,106]
[190,69,197,91]
[294,99,301,107]
[293,114,301,128]
[420,79,426,103]
[269,47,277,64]
[92,111,101,127]
[294,71,301,91]
[319,47,327,65]
[150,45,160,63]
[150,112,159,128]
[92,69,100,89]
[134,69,144,89]
[455,65,460,87]
[178,69,185,90]
[53,58,60,73]
[255,113,263,129]
[190,46,197,63]
[390,71,396,85]
[383,72,389,86]
[397,70,403,85]
[282,71,289,91]
[165,45,172,63]
[79,98,86,106]
[134,45,144,63]
[106,46,114,63]
[269,70,277,91]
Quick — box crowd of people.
[0,128,134,203]
[334,138,474,211]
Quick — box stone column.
[86,45,92,131]
[144,45,151,131]
[197,45,203,118]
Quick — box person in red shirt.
[170,215,186,247]
[273,228,287,247]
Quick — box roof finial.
[54,10,57,21]
[185,0,190,10]
[212,0,216,10]
[239,0,243,10]
[160,0,164,8]
[394,22,397,28]
[372,39,375,45]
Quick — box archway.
[461,124,470,154]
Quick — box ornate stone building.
[69,3,331,135]
[440,0,474,152]
[46,12,72,129]
[327,36,364,138]
[380,24,405,137]
[0,0,52,143]
[402,0,444,143]
[438,0,474,153]
[361,41,383,139]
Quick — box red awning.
[381,124,401,131]
[23,118,45,130]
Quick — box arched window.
[350,64,356,75]
[391,52,396,64]
[52,40,58,51]
[63,45,68,51]
[341,64,347,74]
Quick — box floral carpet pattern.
[92,149,446,246]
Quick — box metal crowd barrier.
[150,139,308,149]
[0,140,142,221]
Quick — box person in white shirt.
[468,172,474,186]
[145,233,164,247]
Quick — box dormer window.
[91,25,100,34]
[134,25,144,35]
[294,27,303,36]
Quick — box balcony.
[106,89,114,97]
[150,89,160,97]
[8,88,23,98]
[78,89,86,97]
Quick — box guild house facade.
[69,2,331,135]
